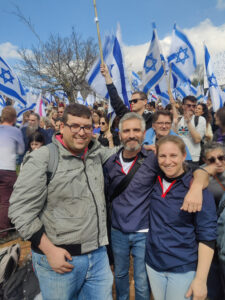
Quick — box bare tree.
[13,6,97,101]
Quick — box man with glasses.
[9,104,114,300]
[101,64,153,129]
[143,110,192,160]
[175,96,206,164]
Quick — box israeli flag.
[204,44,224,112]
[176,81,197,99]
[131,71,142,91]
[0,94,6,115]
[0,56,27,106]
[86,24,131,113]
[77,91,85,105]
[196,83,204,102]
[141,23,164,94]
[86,94,95,107]
[168,24,197,85]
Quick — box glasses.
[100,122,106,125]
[129,98,145,104]
[207,155,225,164]
[185,104,196,109]
[155,122,172,126]
[65,123,92,134]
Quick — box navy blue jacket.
[145,171,217,273]
[104,147,158,232]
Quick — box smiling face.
[152,115,172,139]
[119,118,145,152]
[195,104,203,116]
[60,114,93,154]
[157,141,186,178]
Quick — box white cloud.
[216,0,225,10]
[0,42,21,60]
[124,18,225,84]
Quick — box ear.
[144,99,147,105]
[152,123,156,130]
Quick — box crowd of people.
[0,67,225,300]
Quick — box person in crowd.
[0,106,24,238]
[58,103,65,118]
[20,110,31,128]
[92,109,101,134]
[143,110,192,161]
[195,103,213,143]
[9,103,117,300]
[213,106,225,145]
[54,117,62,132]
[149,101,156,113]
[145,135,217,300]
[203,142,225,300]
[19,112,52,163]
[101,63,153,129]
[98,114,120,148]
[49,109,58,128]
[104,113,210,300]
[174,96,206,164]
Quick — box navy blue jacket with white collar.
[104,147,158,232]
[145,171,217,273]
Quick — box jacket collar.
[113,146,149,162]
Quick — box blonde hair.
[156,135,186,156]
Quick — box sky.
[1,0,225,80]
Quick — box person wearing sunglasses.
[213,106,225,146]
[100,63,153,130]
[203,142,225,300]
[98,114,120,148]
[175,96,206,165]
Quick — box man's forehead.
[157,115,171,122]
[121,119,142,129]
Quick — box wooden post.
[93,0,104,65]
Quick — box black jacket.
[106,83,153,130]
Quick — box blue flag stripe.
[143,66,164,94]
[0,83,27,105]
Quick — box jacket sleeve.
[195,189,217,242]
[9,146,50,240]
[106,83,130,118]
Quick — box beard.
[121,137,143,152]
[26,124,39,137]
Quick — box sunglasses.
[185,104,196,109]
[129,98,144,104]
[207,155,225,164]
[100,122,106,125]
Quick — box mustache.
[125,137,139,143]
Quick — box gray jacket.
[9,137,115,254]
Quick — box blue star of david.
[208,73,218,88]
[0,68,14,84]
[132,79,139,90]
[175,47,189,65]
[107,64,114,77]
[144,53,157,73]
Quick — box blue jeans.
[32,246,113,300]
[146,264,195,300]
[111,227,150,300]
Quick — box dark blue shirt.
[145,171,217,273]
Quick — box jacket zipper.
[83,160,100,248]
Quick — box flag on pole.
[168,24,197,85]
[131,71,142,91]
[0,56,27,106]
[86,94,95,107]
[86,24,131,113]
[141,23,164,94]
[204,44,224,112]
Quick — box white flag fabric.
[141,23,164,94]
[0,56,27,106]
[86,94,95,107]
[168,24,197,85]
[86,24,131,114]
[176,81,197,99]
[204,44,224,112]
[77,91,85,105]
[35,93,46,117]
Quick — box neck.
[123,147,141,159]
[136,108,145,115]
[1,122,13,126]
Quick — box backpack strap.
[46,143,59,185]
[109,156,145,203]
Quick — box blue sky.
[1,0,225,48]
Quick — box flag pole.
[93,0,104,65]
